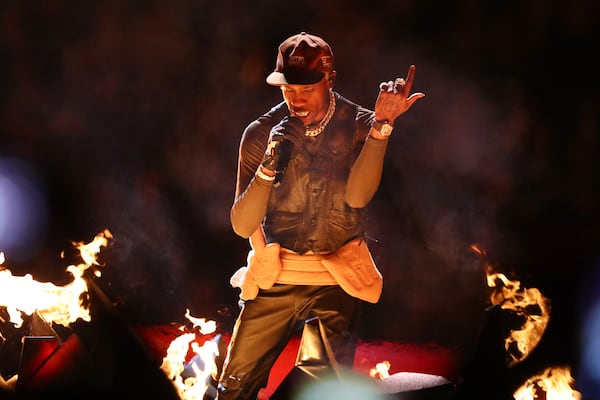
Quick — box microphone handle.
[274,139,294,185]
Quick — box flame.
[160,311,219,400]
[72,228,112,277]
[0,229,111,328]
[369,360,391,380]
[0,373,17,391]
[514,366,582,400]
[486,269,551,366]
[470,244,484,256]
[473,247,580,394]
[184,308,217,335]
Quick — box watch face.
[373,120,393,136]
[379,123,393,136]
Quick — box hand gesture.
[374,65,425,123]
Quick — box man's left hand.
[374,64,425,123]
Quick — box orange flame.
[184,308,217,335]
[72,229,112,276]
[0,229,112,328]
[369,360,391,380]
[160,311,219,400]
[486,269,551,366]
[514,366,582,400]
[0,373,17,391]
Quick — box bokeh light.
[577,260,600,397]
[0,157,48,263]
[292,371,385,400]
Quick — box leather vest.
[263,95,370,254]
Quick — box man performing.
[217,32,425,399]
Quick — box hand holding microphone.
[260,116,304,177]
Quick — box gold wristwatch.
[372,120,393,137]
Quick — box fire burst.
[160,309,220,400]
[369,360,391,380]
[514,366,582,400]
[486,268,551,366]
[0,229,112,328]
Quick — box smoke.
[357,61,530,346]
[0,2,597,359]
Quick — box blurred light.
[577,260,600,396]
[292,372,385,400]
[0,157,48,262]
[581,301,600,375]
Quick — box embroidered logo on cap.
[321,56,333,69]
[288,55,305,66]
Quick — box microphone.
[274,138,294,186]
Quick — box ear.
[327,71,336,88]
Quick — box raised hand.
[374,64,425,123]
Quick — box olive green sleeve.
[345,135,389,208]
[230,119,273,238]
[230,174,273,238]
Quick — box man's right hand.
[270,116,304,147]
[261,116,304,172]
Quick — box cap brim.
[266,69,325,86]
[266,72,287,86]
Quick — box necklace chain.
[305,91,336,137]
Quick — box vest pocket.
[264,211,303,244]
[327,210,364,248]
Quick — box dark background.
[1,0,598,396]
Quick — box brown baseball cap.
[266,32,334,86]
